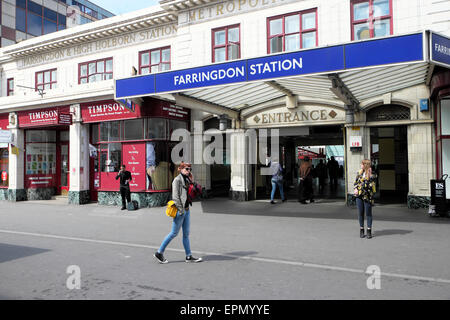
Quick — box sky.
[90,0,160,15]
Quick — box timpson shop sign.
[245,106,345,128]
[19,24,177,68]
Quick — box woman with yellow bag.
[353,159,377,239]
[154,162,202,264]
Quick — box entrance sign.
[431,32,450,68]
[247,46,344,81]
[116,32,427,99]
[156,60,247,93]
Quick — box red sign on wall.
[122,143,146,192]
[0,114,8,130]
[18,107,70,128]
[58,113,73,125]
[81,100,141,123]
[25,174,56,189]
[144,99,190,121]
[1,171,7,182]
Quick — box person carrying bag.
[154,162,202,264]
[353,159,377,239]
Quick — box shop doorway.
[56,131,70,196]
[370,126,408,204]
[255,125,345,201]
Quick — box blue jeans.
[271,179,285,201]
[356,198,373,229]
[158,209,191,256]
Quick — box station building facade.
[0,0,449,208]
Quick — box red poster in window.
[122,143,146,192]
[1,171,7,181]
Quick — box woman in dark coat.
[298,156,314,204]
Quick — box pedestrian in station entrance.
[116,165,132,210]
[154,162,202,264]
[298,156,314,204]
[316,159,328,194]
[353,159,377,239]
[327,156,339,191]
[269,157,286,204]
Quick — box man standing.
[327,156,339,191]
[116,165,132,210]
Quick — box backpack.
[127,200,139,211]
[188,182,203,201]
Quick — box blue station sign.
[115,32,427,100]
[431,32,450,68]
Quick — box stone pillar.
[7,112,26,201]
[407,123,434,208]
[68,104,90,205]
[190,118,211,197]
[229,129,252,201]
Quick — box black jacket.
[116,170,132,187]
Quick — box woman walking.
[353,159,377,239]
[154,162,202,264]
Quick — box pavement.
[0,197,449,300]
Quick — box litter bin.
[430,175,448,217]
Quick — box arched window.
[366,105,410,122]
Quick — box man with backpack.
[116,165,132,210]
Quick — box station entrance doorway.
[255,125,345,201]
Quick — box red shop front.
[83,99,190,202]
[19,106,72,196]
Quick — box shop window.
[36,69,57,91]
[146,118,167,139]
[212,25,240,63]
[7,78,14,96]
[91,124,99,144]
[60,131,70,142]
[123,119,144,140]
[139,47,171,75]
[25,130,57,189]
[351,0,392,40]
[79,58,113,84]
[0,148,8,188]
[267,9,317,54]
[100,143,122,172]
[146,141,172,191]
[169,119,188,137]
[26,130,56,143]
[100,122,120,142]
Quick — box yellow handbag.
[166,200,177,218]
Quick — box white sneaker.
[185,255,202,263]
